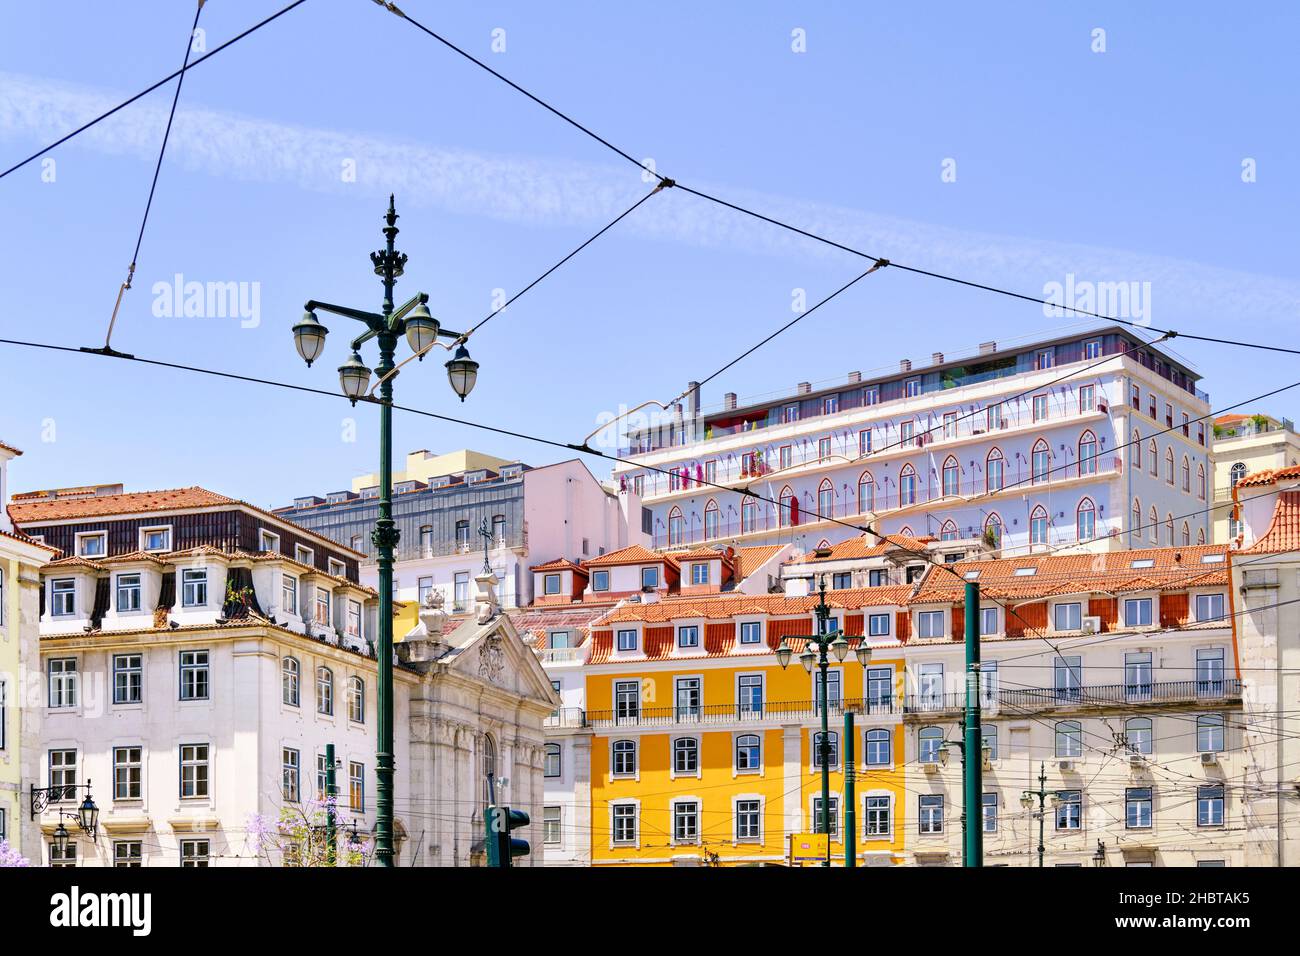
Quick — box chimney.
[685,381,700,418]
[847,371,862,383]
[723,392,737,411]
[932,352,944,366]
[797,382,811,395]
[900,359,912,373]
[979,341,997,355]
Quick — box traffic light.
[485,805,530,868]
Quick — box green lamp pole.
[1020,761,1056,867]
[962,579,983,867]
[776,576,873,867]
[292,197,481,867]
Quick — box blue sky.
[1,1,1297,508]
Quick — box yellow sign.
[789,833,830,864]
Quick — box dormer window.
[738,621,763,645]
[259,529,281,553]
[548,631,571,650]
[677,626,700,649]
[361,486,380,499]
[501,465,522,479]
[140,526,171,552]
[691,563,710,586]
[431,477,451,490]
[543,574,561,596]
[641,567,660,590]
[1195,593,1226,622]
[116,573,142,612]
[328,558,346,578]
[76,531,107,558]
[314,587,331,627]
[295,545,313,567]
[1123,597,1154,628]
[326,492,350,504]
[51,579,76,616]
[592,570,610,592]
[616,628,638,652]
[347,600,363,638]
[181,569,208,608]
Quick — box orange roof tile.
[529,557,587,574]
[8,486,235,522]
[1235,464,1300,489]
[785,533,935,565]
[672,546,734,564]
[0,441,22,457]
[0,528,60,554]
[597,585,915,625]
[582,544,679,569]
[1243,490,1300,554]
[733,544,785,581]
[910,545,1229,603]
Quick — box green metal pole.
[1038,762,1046,867]
[844,710,856,868]
[373,200,400,868]
[963,580,983,867]
[819,648,831,867]
[325,743,337,866]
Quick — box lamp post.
[293,196,479,867]
[939,730,992,866]
[1019,761,1058,867]
[776,576,873,866]
[31,780,99,860]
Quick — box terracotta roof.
[0,441,22,457]
[0,528,60,554]
[911,545,1229,603]
[44,556,108,572]
[529,557,587,574]
[582,544,679,569]
[1214,414,1250,425]
[672,546,734,564]
[597,585,915,624]
[507,605,611,649]
[1243,490,1300,554]
[102,550,171,566]
[1235,464,1300,489]
[785,533,935,565]
[8,486,235,523]
[733,544,785,581]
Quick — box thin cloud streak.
[2,70,1297,330]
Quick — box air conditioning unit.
[1056,759,1077,773]
[1201,751,1220,767]
[923,761,940,774]
[1081,616,1101,635]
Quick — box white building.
[614,326,1212,558]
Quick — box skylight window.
[1013,567,1037,577]
[1200,553,1225,564]
[1130,559,1155,569]
[964,571,980,580]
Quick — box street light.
[293,196,479,867]
[778,576,873,866]
[1020,762,1056,867]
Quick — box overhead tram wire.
[93,0,207,359]
[0,0,311,181]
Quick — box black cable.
[0,0,311,181]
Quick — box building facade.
[279,452,647,633]
[613,327,1211,558]
[1210,412,1300,544]
[0,443,58,862]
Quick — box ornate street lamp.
[293,196,481,867]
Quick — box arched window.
[1230,462,1247,488]
[741,498,757,534]
[1125,717,1153,755]
[942,456,960,497]
[667,506,684,546]
[939,519,959,541]
[778,486,796,527]
[703,499,720,540]
[919,727,944,764]
[899,464,917,506]
[1148,439,1158,476]
[1076,498,1096,541]
[984,513,1003,547]
[1055,721,1083,758]
[1166,514,1175,546]
[737,734,761,771]
[1181,522,1191,546]
[1197,462,1206,500]
[817,479,834,519]
[812,731,839,769]
[986,447,1004,493]
[1149,506,1159,543]
[816,539,831,551]
[282,657,300,707]
[347,676,365,723]
[545,743,562,778]
[1131,430,1141,469]
[673,737,698,774]
[865,728,892,766]
[858,470,876,513]
[1181,456,1191,492]
[1078,430,1097,476]
[1197,527,1206,545]
[1030,505,1049,545]
[316,666,333,716]
[612,739,636,777]
[482,735,498,804]
[898,525,914,537]
[1031,439,1050,483]
[1164,447,1175,485]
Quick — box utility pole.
[845,711,856,868]
[325,742,337,866]
[963,580,983,867]
[1020,762,1051,867]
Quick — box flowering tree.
[0,840,31,867]
[246,796,368,867]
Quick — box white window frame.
[610,800,640,848]
[75,530,107,558]
[181,568,208,608]
[733,795,763,844]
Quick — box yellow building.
[0,442,58,861]
[580,548,911,866]
[1211,412,1300,543]
[349,448,514,495]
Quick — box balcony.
[544,707,588,729]
[902,679,1242,720]
[535,646,588,665]
[583,695,902,730]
